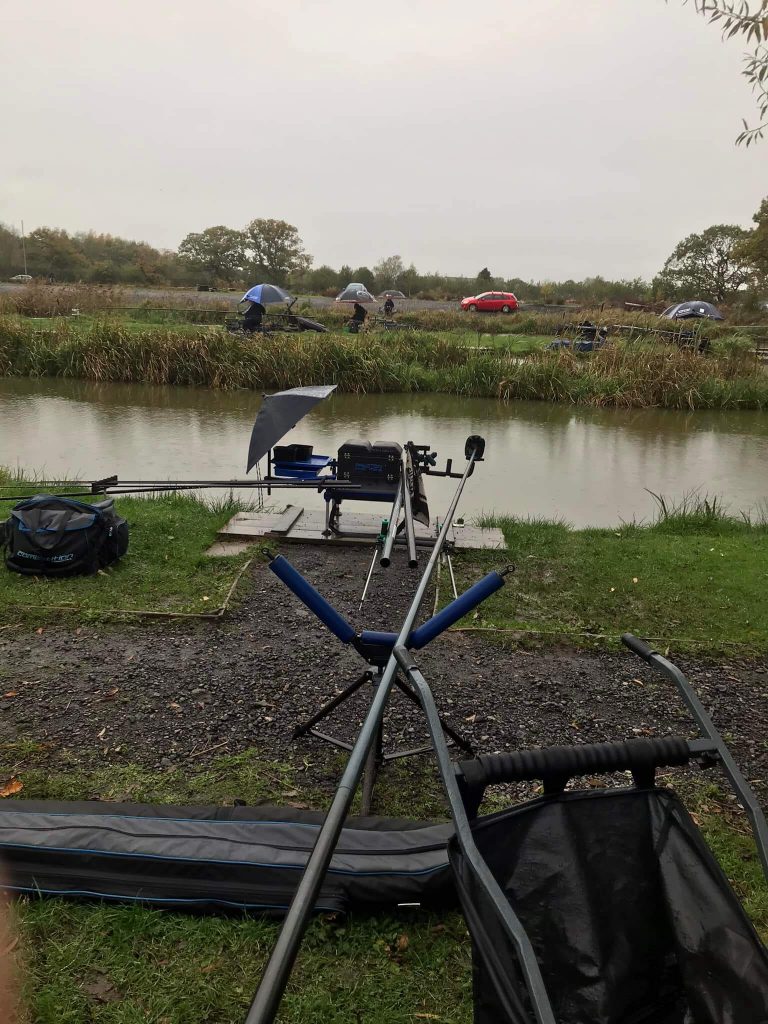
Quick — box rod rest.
[268,551,509,664]
[456,737,716,818]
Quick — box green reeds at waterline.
[1,317,767,409]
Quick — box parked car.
[9,274,32,283]
[460,291,518,313]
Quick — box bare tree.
[373,255,405,288]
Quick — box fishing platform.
[211,506,503,554]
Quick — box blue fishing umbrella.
[661,301,724,321]
[241,284,293,306]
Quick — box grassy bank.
[0,480,250,619]
[1,317,766,409]
[1,743,764,1023]
[458,497,768,654]
[3,473,766,650]
[3,284,765,340]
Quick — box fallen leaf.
[0,778,23,798]
[35,627,44,635]
[96,727,106,740]
[3,691,17,698]
[202,596,210,602]
[396,934,409,952]
[82,972,119,1003]
[415,1015,443,1020]
[200,962,220,974]
[103,688,119,700]
[168,702,182,713]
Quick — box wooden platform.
[208,505,504,556]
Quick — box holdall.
[2,494,128,577]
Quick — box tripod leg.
[291,672,372,739]
[394,676,474,755]
[360,722,382,816]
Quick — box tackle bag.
[2,494,128,577]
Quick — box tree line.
[2,197,767,305]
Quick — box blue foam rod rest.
[358,630,398,648]
[269,555,356,645]
[410,571,505,650]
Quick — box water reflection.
[1,378,766,526]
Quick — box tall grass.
[0,282,128,317]
[1,317,767,409]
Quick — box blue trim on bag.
[0,882,338,911]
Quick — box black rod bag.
[449,787,768,1024]
[0,800,453,914]
[2,494,128,576]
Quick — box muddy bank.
[0,544,766,802]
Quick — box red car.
[460,291,518,313]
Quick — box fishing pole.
[0,479,362,501]
[244,434,486,1024]
[358,517,389,611]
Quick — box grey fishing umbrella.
[661,300,724,320]
[335,283,376,303]
[246,384,337,472]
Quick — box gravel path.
[1,544,766,804]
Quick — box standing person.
[383,296,395,317]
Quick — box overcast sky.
[1,0,765,281]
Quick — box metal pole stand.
[291,666,474,815]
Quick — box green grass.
[2,746,468,1024]
[462,498,768,654]
[0,479,252,619]
[1,745,765,1022]
[471,333,552,353]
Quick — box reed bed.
[1,317,766,409]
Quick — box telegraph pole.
[20,220,28,276]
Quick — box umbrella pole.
[243,439,484,1024]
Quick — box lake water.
[1,377,767,527]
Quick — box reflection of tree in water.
[1,379,767,526]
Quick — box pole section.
[379,478,403,567]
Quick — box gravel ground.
[1,544,766,805]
